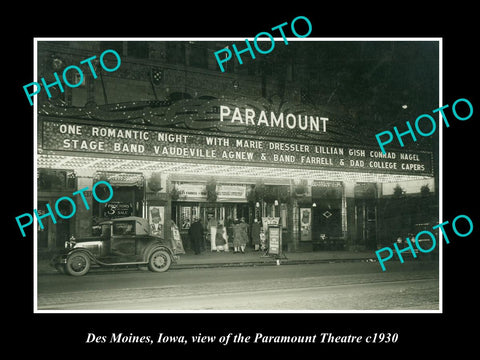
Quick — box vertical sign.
[170,220,185,254]
[268,225,282,256]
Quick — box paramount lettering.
[220,105,328,133]
[254,333,317,344]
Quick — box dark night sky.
[270,40,439,128]
[222,39,440,150]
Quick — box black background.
[7,4,478,356]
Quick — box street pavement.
[36,259,439,311]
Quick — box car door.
[109,220,138,263]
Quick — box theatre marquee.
[39,119,433,177]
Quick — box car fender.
[144,242,176,263]
[66,248,98,264]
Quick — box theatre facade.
[35,40,438,253]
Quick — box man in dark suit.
[188,217,204,255]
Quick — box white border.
[33,37,442,314]
[33,38,39,312]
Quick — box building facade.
[35,40,438,253]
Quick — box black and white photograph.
[34,38,441,312]
[8,6,478,357]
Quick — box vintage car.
[51,216,177,276]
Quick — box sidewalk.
[36,249,378,275]
[174,249,378,268]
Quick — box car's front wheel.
[148,249,172,273]
[65,252,91,276]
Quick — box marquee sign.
[39,119,433,176]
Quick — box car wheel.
[148,249,172,273]
[65,252,91,276]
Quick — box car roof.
[113,216,145,222]
[100,216,144,224]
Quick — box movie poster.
[300,208,311,241]
[148,206,164,238]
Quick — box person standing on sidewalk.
[207,213,217,251]
[232,218,240,253]
[260,228,267,251]
[188,217,204,255]
[236,217,249,253]
[251,218,261,251]
[215,221,227,252]
[225,216,234,252]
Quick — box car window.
[113,222,135,235]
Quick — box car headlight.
[65,235,76,249]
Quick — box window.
[101,224,111,238]
[246,60,257,76]
[100,41,124,55]
[312,184,344,239]
[37,169,76,191]
[166,42,185,65]
[113,221,135,236]
[179,205,200,230]
[189,43,207,68]
[128,42,149,59]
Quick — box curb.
[37,256,377,275]
[172,257,376,270]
